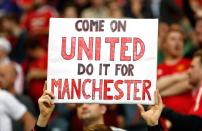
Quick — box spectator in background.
[0,88,36,131]
[20,0,58,49]
[1,15,27,63]
[0,37,24,94]
[81,0,109,18]
[22,36,47,109]
[0,63,36,131]
[185,18,202,58]
[157,27,193,130]
[61,3,78,18]
[108,0,124,18]
[73,0,89,17]
[161,50,202,131]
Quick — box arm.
[36,82,55,128]
[147,124,163,131]
[160,80,192,96]
[161,107,202,130]
[3,91,36,131]
[137,91,163,131]
[27,69,47,81]
[157,72,188,92]
[21,112,36,131]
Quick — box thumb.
[137,104,145,114]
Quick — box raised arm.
[137,91,163,131]
[34,82,55,131]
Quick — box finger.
[43,81,47,93]
[137,104,145,114]
[39,98,52,107]
[44,90,55,99]
[157,91,163,107]
[43,95,54,105]
[155,90,158,105]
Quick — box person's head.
[162,27,184,58]
[188,50,202,87]
[0,63,17,91]
[1,15,19,34]
[77,104,107,127]
[62,3,78,18]
[108,0,123,18]
[130,0,143,17]
[0,37,11,59]
[91,0,104,8]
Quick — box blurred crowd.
[0,0,202,131]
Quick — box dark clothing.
[10,31,27,63]
[160,0,182,24]
[33,124,162,131]
[33,125,47,131]
[161,107,202,131]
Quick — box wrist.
[36,114,51,127]
[146,121,158,126]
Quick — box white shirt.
[0,89,27,131]
[111,126,127,131]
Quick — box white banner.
[48,18,158,104]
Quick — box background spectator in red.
[20,0,58,49]
[157,27,194,130]
[22,36,47,109]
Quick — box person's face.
[0,64,16,89]
[2,19,13,32]
[77,104,106,123]
[63,7,78,18]
[91,0,103,8]
[188,57,202,86]
[164,31,183,58]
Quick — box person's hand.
[37,82,55,127]
[137,91,163,126]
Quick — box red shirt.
[158,58,193,114]
[21,5,58,49]
[22,53,47,105]
[189,87,202,117]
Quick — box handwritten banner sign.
[48,18,158,104]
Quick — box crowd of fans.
[0,0,202,131]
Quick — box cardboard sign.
[48,18,158,104]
